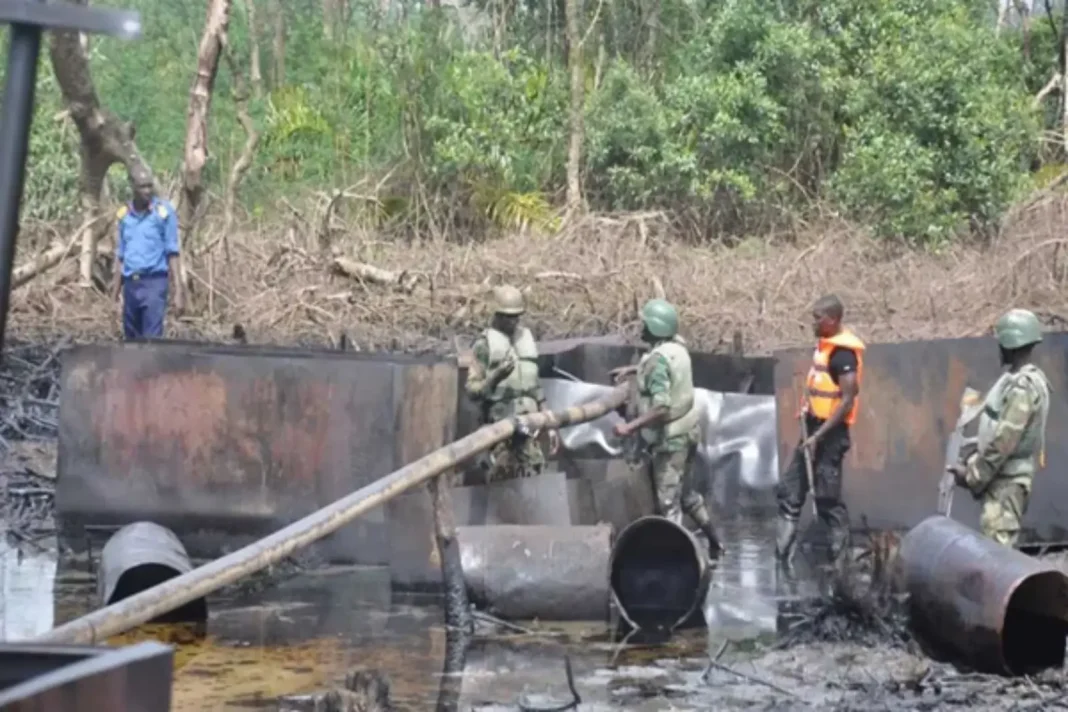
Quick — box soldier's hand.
[174,289,186,315]
[493,355,517,380]
[945,463,967,486]
[547,429,560,456]
[609,365,638,383]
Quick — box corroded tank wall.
[57,341,457,568]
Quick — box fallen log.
[34,386,627,644]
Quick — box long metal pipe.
[34,387,627,644]
[899,515,1068,675]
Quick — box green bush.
[6,0,1048,243]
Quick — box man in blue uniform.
[111,175,184,339]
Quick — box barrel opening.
[1003,571,1068,675]
[610,518,705,633]
[110,563,208,624]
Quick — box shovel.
[938,387,984,518]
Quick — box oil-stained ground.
[4,512,1068,711]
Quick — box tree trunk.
[241,0,263,99]
[179,0,233,250]
[564,0,584,216]
[48,0,154,287]
[271,0,286,87]
[322,0,336,40]
[222,39,261,262]
[1062,7,1068,153]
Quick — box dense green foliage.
[12,0,1050,243]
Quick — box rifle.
[938,387,984,517]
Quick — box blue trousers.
[122,273,168,339]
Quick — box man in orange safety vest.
[775,294,865,570]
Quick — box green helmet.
[994,309,1042,350]
[493,284,525,315]
[641,298,679,339]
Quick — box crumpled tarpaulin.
[542,378,780,497]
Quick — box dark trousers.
[776,420,851,537]
[122,273,168,339]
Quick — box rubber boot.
[775,517,798,564]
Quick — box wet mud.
[4,513,1068,710]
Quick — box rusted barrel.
[98,522,207,624]
[899,515,1068,675]
[609,515,712,634]
[456,524,613,621]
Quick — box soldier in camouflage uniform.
[946,309,1051,548]
[465,285,559,482]
[613,299,724,557]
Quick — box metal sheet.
[98,521,206,624]
[773,333,1068,539]
[0,641,173,711]
[542,378,780,508]
[452,470,573,526]
[56,341,457,566]
[610,515,712,635]
[899,516,1068,675]
[457,525,613,621]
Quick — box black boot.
[775,517,798,564]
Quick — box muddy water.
[6,514,902,710]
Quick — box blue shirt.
[116,198,179,278]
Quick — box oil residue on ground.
[11,514,1065,711]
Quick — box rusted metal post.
[34,386,628,644]
[429,473,470,633]
[900,515,1068,675]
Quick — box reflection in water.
[703,514,821,646]
[0,536,56,640]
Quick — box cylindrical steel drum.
[98,521,207,624]
[609,515,712,634]
[456,524,613,621]
[900,515,1068,675]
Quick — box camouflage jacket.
[638,353,696,453]
[964,365,1051,495]
[464,335,545,423]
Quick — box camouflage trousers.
[480,434,546,483]
[979,479,1030,548]
[646,444,711,527]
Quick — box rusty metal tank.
[456,524,613,622]
[609,515,713,635]
[899,515,1068,675]
[98,521,207,624]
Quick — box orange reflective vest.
[803,329,866,425]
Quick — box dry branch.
[331,257,421,294]
[12,229,82,290]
